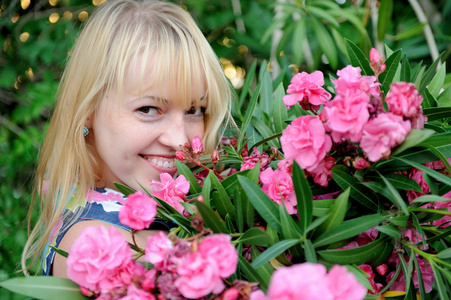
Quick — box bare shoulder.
[52,220,165,278]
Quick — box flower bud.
[191,136,204,154]
[176,151,186,161]
[376,263,388,276]
[211,149,220,164]
[353,156,370,169]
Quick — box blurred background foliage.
[0,0,450,298]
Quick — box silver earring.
[83,126,90,137]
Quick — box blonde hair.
[22,0,232,274]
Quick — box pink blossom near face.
[282,71,331,110]
[281,115,332,172]
[321,89,371,143]
[150,173,190,215]
[333,66,380,99]
[369,48,381,63]
[260,167,298,214]
[221,287,240,300]
[121,285,156,300]
[360,113,411,162]
[119,191,157,230]
[192,135,204,154]
[307,156,336,187]
[175,252,225,299]
[241,148,270,171]
[328,265,367,300]
[369,48,386,76]
[198,234,238,278]
[66,225,134,293]
[144,231,174,269]
[267,263,333,300]
[385,82,423,118]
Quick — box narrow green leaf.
[208,171,236,220]
[391,128,435,156]
[238,256,268,291]
[260,13,289,44]
[292,162,313,235]
[412,255,427,300]
[251,239,300,269]
[427,62,446,98]
[317,237,388,265]
[292,18,306,64]
[412,194,450,203]
[377,0,393,41]
[438,85,451,107]
[194,201,228,233]
[50,246,68,258]
[331,166,378,210]
[234,187,244,233]
[307,6,340,27]
[201,174,211,207]
[0,277,88,300]
[252,117,279,148]
[431,263,449,300]
[250,247,273,286]
[113,182,136,196]
[273,83,288,135]
[260,71,273,115]
[394,22,425,41]
[389,215,409,228]
[422,88,437,108]
[238,176,282,233]
[419,52,445,94]
[376,225,401,239]
[316,187,349,236]
[304,239,317,263]
[312,199,334,217]
[279,204,303,257]
[221,169,250,195]
[400,54,411,82]
[175,160,201,194]
[311,16,338,69]
[379,173,422,192]
[394,157,451,187]
[377,171,409,215]
[379,49,402,92]
[313,214,387,247]
[345,39,372,75]
[238,60,257,110]
[236,227,270,246]
[427,145,451,175]
[305,213,330,234]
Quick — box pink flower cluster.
[260,165,297,214]
[119,191,157,231]
[145,233,238,299]
[279,49,426,186]
[150,173,190,216]
[251,263,366,300]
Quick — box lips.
[140,154,178,174]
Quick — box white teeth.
[151,158,158,165]
[163,161,169,168]
[168,161,174,168]
[147,157,175,168]
[157,161,164,167]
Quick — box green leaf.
[377,171,409,215]
[422,88,437,108]
[391,129,436,156]
[412,255,427,300]
[238,59,257,111]
[345,39,372,76]
[176,160,201,194]
[238,256,268,291]
[400,54,411,82]
[394,157,451,187]
[259,70,273,115]
[250,247,273,286]
[418,52,445,94]
[238,176,282,233]
[195,201,228,233]
[427,62,447,98]
[331,166,378,210]
[208,171,236,220]
[236,227,270,246]
[317,237,388,265]
[113,182,136,196]
[292,18,306,65]
[412,194,450,203]
[377,0,393,42]
[292,162,313,235]
[376,224,401,239]
[252,117,279,148]
[379,49,402,92]
[251,239,301,269]
[379,173,422,192]
[312,199,334,217]
[389,215,409,228]
[0,277,88,300]
[273,83,288,135]
[279,204,303,257]
[50,246,68,258]
[304,239,317,263]
[307,6,340,27]
[234,187,244,233]
[316,187,350,236]
[313,214,387,247]
[311,16,338,69]
[431,263,449,300]
[423,107,451,121]
[394,22,425,41]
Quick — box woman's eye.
[186,106,206,116]
[138,106,159,115]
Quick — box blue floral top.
[42,187,174,275]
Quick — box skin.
[53,55,207,277]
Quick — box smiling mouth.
[140,155,176,169]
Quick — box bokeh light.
[78,11,88,21]
[19,32,30,42]
[49,13,60,23]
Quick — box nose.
[159,111,189,150]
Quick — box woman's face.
[90,56,206,192]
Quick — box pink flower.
[388,257,434,293]
[267,263,333,300]
[198,234,238,278]
[328,265,367,300]
[221,288,239,300]
[144,231,174,269]
[249,290,267,300]
[119,191,157,230]
[176,151,186,161]
[66,226,134,293]
[260,167,297,214]
[282,71,331,111]
[359,264,383,294]
[175,252,225,299]
[360,113,411,162]
[353,157,370,170]
[151,173,190,215]
[385,82,423,118]
[192,136,204,154]
[333,66,381,99]
[240,162,256,171]
[240,148,270,171]
[281,115,332,172]
[121,285,155,300]
[406,168,430,203]
[321,89,370,143]
[376,264,388,276]
[369,48,386,77]
[307,156,336,187]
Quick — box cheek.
[187,121,205,141]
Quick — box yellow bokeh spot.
[92,0,106,6]
[1,4,7,9]
[238,45,248,56]
[220,58,245,89]
[21,0,30,10]
[12,13,19,23]
[14,80,19,90]
[63,11,73,20]
[288,64,299,75]
[49,12,59,23]
[19,32,30,42]
[78,11,88,21]
[279,50,285,57]
[26,68,34,80]
[49,0,58,6]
